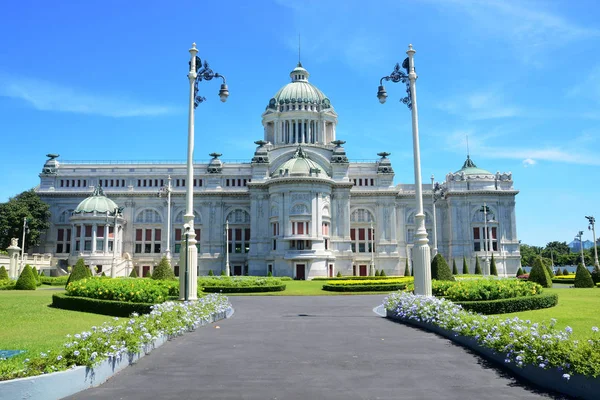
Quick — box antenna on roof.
[466,135,470,159]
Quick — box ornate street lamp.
[19,217,28,275]
[586,216,599,268]
[224,219,230,276]
[377,44,431,296]
[181,43,229,301]
[158,176,173,261]
[479,203,492,276]
[576,230,585,267]
[430,175,444,258]
[110,206,124,278]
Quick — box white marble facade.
[34,63,521,278]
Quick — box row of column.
[278,119,324,145]
[69,222,120,255]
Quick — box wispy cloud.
[0,74,177,117]
[437,89,520,120]
[522,158,536,167]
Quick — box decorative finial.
[466,135,470,158]
[192,42,197,48]
[298,34,301,65]
[209,152,222,159]
[377,152,391,158]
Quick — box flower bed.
[434,278,543,302]
[52,293,158,317]
[322,278,411,292]
[384,292,600,394]
[0,279,16,290]
[198,276,286,293]
[0,294,230,382]
[455,293,558,314]
[66,278,178,304]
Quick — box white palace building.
[33,62,521,279]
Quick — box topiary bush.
[152,256,175,280]
[31,266,40,283]
[144,271,151,278]
[15,264,37,290]
[452,259,458,275]
[375,269,380,277]
[66,259,90,287]
[430,253,455,281]
[208,269,214,276]
[490,254,498,276]
[129,268,138,278]
[462,256,469,274]
[0,266,8,280]
[574,263,595,288]
[267,271,272,277]
[544,264,554,278]
[404,260,410,276]
[528,256,552,288]
[221,270,226,276]
[516,266,524,277]
[380,270,386,277]
[101,272,106,277]
[474,257,482,275]
[336,271,342,277]
[555,268,562,276]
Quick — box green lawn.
[504,288,600,340]
[0,290,113,359]
[224,279,396,296]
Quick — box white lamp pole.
[586,216,599,268]
[158,176,172,261]
[225,219,230,276]
[110,206,123,278]
[430,175,438,257]
[577,230,585,267]
[377,44,431,296]
[19,217,27,274]
[181,43,229,300]
[370,221,375,276]
[482,202,490,276]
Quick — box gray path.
[65,296,567,400]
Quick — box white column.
[70,224,76,256]
[92,223,97,253]
[407,44,432,297]
[79,224,84,254]
[104,224,109,253]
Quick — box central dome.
[266,63,332,110]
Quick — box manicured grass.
[0,290,113,359]
[223,279,396,296]
[505,288,600,340]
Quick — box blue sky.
[1,0,599,247]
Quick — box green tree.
[528,256,552,288]
[516,266,524,277]
[0,189,51,250]
[430,254,455,281]
[542,241,570,260]
[404,259,410,276]
[15,264,37,290]
[129,268,138,278]
[519,243,541,267]
[152,256,175,280]
[574,263,595,288]
[208,269,214,276]
[490,254,498,276]
[66,259,89,287]
[452,259,459,275]
[474,257,482,275]
[462,256,469,274]
[0,266,8,280]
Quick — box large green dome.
[455,156,492,175]
[267,63,332,110]
[73,186,119,214]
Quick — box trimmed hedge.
[528,256,552,288]
[454,292,558,315]
[322,283,407,292]
[41,275,70,286]
[0,266,8,280]
[52,293,154,317]
[431,254,455,281]
[312,276,400,281]
[15,265,37,290]
[152,256,175,280]
[552,277,575,284]
[574,263,595,288]
[202,284,286,293]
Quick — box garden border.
[385,310,599,400]
[201,284,286,293]
[0,306,234,400]
[322,283,407,292]
[454,293,558,314]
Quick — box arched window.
[350,209,374,223]
[135,209,162,224]
[405,210,433,244]
[226,209,251,258]
[471,206,498,252]
[350,209,375,253]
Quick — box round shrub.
[430,254,455,281]
[474,257,482,275]
[528,256,552,288]
[0,266,8,280]
[66,259,90,287]
[574,263,595,288]
[152,256,175,280]
[15,264,37,290]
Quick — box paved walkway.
[65,296,567,400]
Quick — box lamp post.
[586,216,599,268]
[479,203,491,276]
[110,206,124,278]
[19,217,28,275]
[576,230,585,267]
[224,219,230,276]
[430,175,439,257]
[370,221,375,276]
[180,43,229,301]
[377,44,431,296]
[158,176,172,261]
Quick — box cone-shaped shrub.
[462,257,469,274]
[374,269,380,277]
[411,265,414,276]
[129,268,138,278]
[15,264,37,290]
[516,266,524,277]
[574,263,595,288]
[66,259,90,287]
[404,259,410,276]
[101,271,106,277]
[380,270,386,277]
[336,271,342,277]
[474,257,482,275]
[544,264,554,278]
[144,271,151,277]
[563,268,570,276]
[267,271,272,277]
[490,254,498,276]
[0,266,8,280]
[220,270,226,276]
[152,256,175,280]
[452,259,459,275]
[208,269,214,276]
[430,253,455,281]
[555,268,563,276]
[528,256,552,288]
[40,270,45,277]
[32,266,39,281]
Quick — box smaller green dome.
[455,156,492,175]
[274,146,328,177]
[73,186,119,214]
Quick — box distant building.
[568,239,595,252]
[34,62,521,278]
